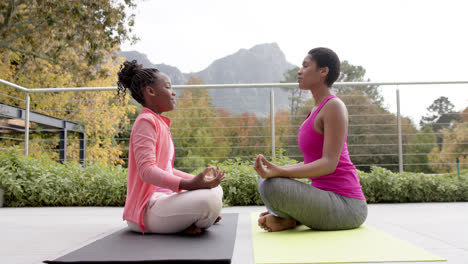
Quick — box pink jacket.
[122,107,193,232]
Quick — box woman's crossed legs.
[128,186,223,234]
[258,177,367,232]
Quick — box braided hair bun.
[117,60,160,105]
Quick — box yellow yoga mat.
[250,213,445,264]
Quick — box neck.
[145,105,162,115]
[311,84,332,106]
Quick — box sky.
[121,0,468,125]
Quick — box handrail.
[1,79,468,93]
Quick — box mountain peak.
[193,42,295,84]
[249,42,281,51]
[118,43,295,115]
[119,42,295,84]
[118,50,154,68]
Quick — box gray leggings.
[258,177,367,230]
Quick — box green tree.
[166,76,230,171]
[420,96,461,151]
[462,106,468,123]
[115,99,141,167]
[219,111,267,158]
[0,1,139,165]
[279,67,305,160]
[281,67,304,117]
[428,122,468,172]
[404,126,437,173]
[336,60,383,106]
[420,96,461,132]
[0,59,137,165]
[0,0,137,83]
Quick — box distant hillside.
[119,43,297,115]
[187,43,296,84]
[118,51,187,85]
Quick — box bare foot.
[258,211,270,228]
[258,214,296,232]
[214,216,222,224]
[183,224,202,235]
[259,211,269,217]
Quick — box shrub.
[207,159,468,205]
[1,149,467,207]
[360,167,468,203]
[0,150,126,207]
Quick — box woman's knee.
[340,199,367,229]
[353,201,368,227]
[304,200,368,231]
[259,178,289,211]
[213,185,224,199]
[198,188,223,213]
[259,177,283,200]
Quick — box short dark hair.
[117,60,160,106]
[308,47,340,87]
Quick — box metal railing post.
[59,127,67,163]
[80,132,86,166]
[396,88,403,173]
[24,93,30,156]
[270,88,275,158]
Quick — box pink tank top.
[298,95,365,200]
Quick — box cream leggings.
[127,186,223,234]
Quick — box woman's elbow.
[138,165,154,184]
[139,171,150,183]
[323,158,339,174]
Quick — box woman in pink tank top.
[255,48,367,232]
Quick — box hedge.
[0,151,126,206]
[0,150,467,207]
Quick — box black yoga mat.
[44,213,238,264]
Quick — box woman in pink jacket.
[118,60,225,235]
